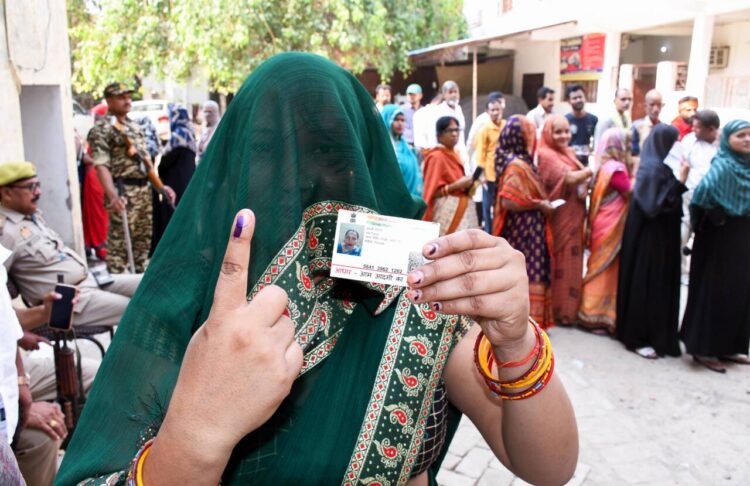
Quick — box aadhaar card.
[330,210,440,287]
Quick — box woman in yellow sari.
[578,128,633,334]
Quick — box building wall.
[705,19,750,123]
[509,40,561,106]
[0,0,82,251]
[620,35,692,65]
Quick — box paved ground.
[437,325,750,485]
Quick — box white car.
[130,99,171,141]
[72,100,94,139]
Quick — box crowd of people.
[377,80,750,372]
[0,50,747,485]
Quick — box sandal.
[635,346,658,359]
[693,356,727,373]
[720,354,750,365]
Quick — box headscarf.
[57,53,441,485]
[495,115,536,179]
[164,104,197,155]
[633,124,684,218]
[538,115,583,171]
[380,104,423,198]
[595,127,630,170]
[198,101,222,159]
[135,116,161,160]
[691,119,750,220]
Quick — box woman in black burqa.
[616,124,687,359]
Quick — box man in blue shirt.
[564,84,598,166]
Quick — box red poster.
[560,33,605,74]
[581,33,605,72]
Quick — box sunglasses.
[10,181,41,192]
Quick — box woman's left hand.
[406,229,530,352]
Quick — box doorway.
[522,73,545,111]
[631,65,657,120]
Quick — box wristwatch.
[18,373,30,386]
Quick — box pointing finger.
[213,209,255,312]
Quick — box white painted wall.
[705,19,750,123]
[0,0,83,252]
[509,40,561,106]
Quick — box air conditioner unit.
[709,46,730,69]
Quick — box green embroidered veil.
[57,53,465,485]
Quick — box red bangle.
[495,320,541,369]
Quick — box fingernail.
[426,243,438,256]
[53,292,62,299]
[233,213,246,238]
[410,289,422,302]
[432,302,442,312]
[410,271,424,285]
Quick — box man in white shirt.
[2,243,62,485]
[680,110,720,282]
[412,92,442,154]
[415,81,469,165]
[526,86,555,130]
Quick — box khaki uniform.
[88,116,152,273]
[0,207,141,328]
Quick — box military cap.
[0,161,36,186]
[103,82,135,98]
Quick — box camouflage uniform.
[88,99,153,274]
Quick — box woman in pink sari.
[538,116,593,326]
[578,128,633,333]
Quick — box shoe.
[635,346,658,359]
[693,356,727,373]
[720,354,750,365]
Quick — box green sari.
[57,53,468,485]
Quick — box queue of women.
[382,101,750,373]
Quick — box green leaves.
[68,0,466,95]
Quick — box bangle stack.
[473,319,554,400]
[127,438,154,486]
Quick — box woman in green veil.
[56,53,577,486]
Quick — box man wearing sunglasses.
[0,161,141,330]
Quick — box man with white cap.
[402,83,423,147]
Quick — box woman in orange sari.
[493,115,555,329]
[538,116,593,326]
[422,116,477,234]
[578,128,633,333]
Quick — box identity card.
[330,210,440,287]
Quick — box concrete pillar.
[597,32,621,103]
[618,64,634,91]
[685,14,715,102]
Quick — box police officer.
[0,161,141,328]
[88,82,175,273]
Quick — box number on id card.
[330,210,440,287]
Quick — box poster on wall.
[560,33,606,78]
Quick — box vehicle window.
[132,103,165,112]
[72,101,88,115]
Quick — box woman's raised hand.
[406,230,532,358]
[145,209,303,485]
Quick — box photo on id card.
[330,210,440,287]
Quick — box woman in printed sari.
[57,54,577,486]
[578,128,633,334]
[422,116,478,235]
[493,115,556,329]
[681,119,750,372]
[537,116,592,326]
[381,104,423,199]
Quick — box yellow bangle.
[136,442,152,485]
